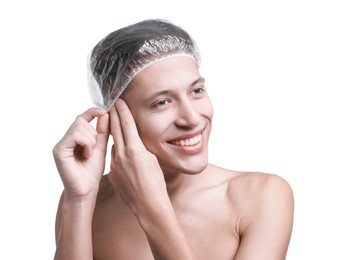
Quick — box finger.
[64,114,100,156]
[72,131,96,160]
[61,117,96,148]
[78,107,107,123]
[109,106,125,151]
[114,98,143,147]
[95,112,110,153]
[74,107,107,155]
[71,116,98,139]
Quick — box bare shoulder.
[230,171,293,212]
[93,174,124,233]
[223,169,294,238]
[206,165,293,209]
[227,170,293,200]
[208,165,293,199]
[94,174,131,216]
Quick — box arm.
[108,99,199,259]
[55,192,97,260]
[53,108,109,260]
[234,174,294,260]
[138,198,199,260]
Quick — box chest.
[92,193,240,260]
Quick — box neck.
[162,164,210,197]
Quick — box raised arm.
[108,99,199,259]
[53,108,109,260]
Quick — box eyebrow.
[144,77,205,102]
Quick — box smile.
[170,134,202,147]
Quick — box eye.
[152,99,170,108]
[192,87,205,96]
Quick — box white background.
[1,0,336,259]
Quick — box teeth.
[172,134,202,146]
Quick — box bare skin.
[53,57,294,260]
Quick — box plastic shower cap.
[87,19,201,110]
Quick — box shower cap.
[87,19,201,110]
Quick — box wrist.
[135,195,174,230]
[63,190,98,212]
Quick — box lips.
[168,129,204,147]
[170,134,202,146]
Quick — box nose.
[174,99,200,128]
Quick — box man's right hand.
[53,108,109,201]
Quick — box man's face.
[121,56,213,175]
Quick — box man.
[53,19,294,259]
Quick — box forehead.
[128,56,200,95]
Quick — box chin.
[182,163,208,175]
[159,154,209,175]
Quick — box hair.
[87,19,201,110]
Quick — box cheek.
[135,114,168,147]
[207,100,214,118]
[125,104,161,144]
[197,98,214,119]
